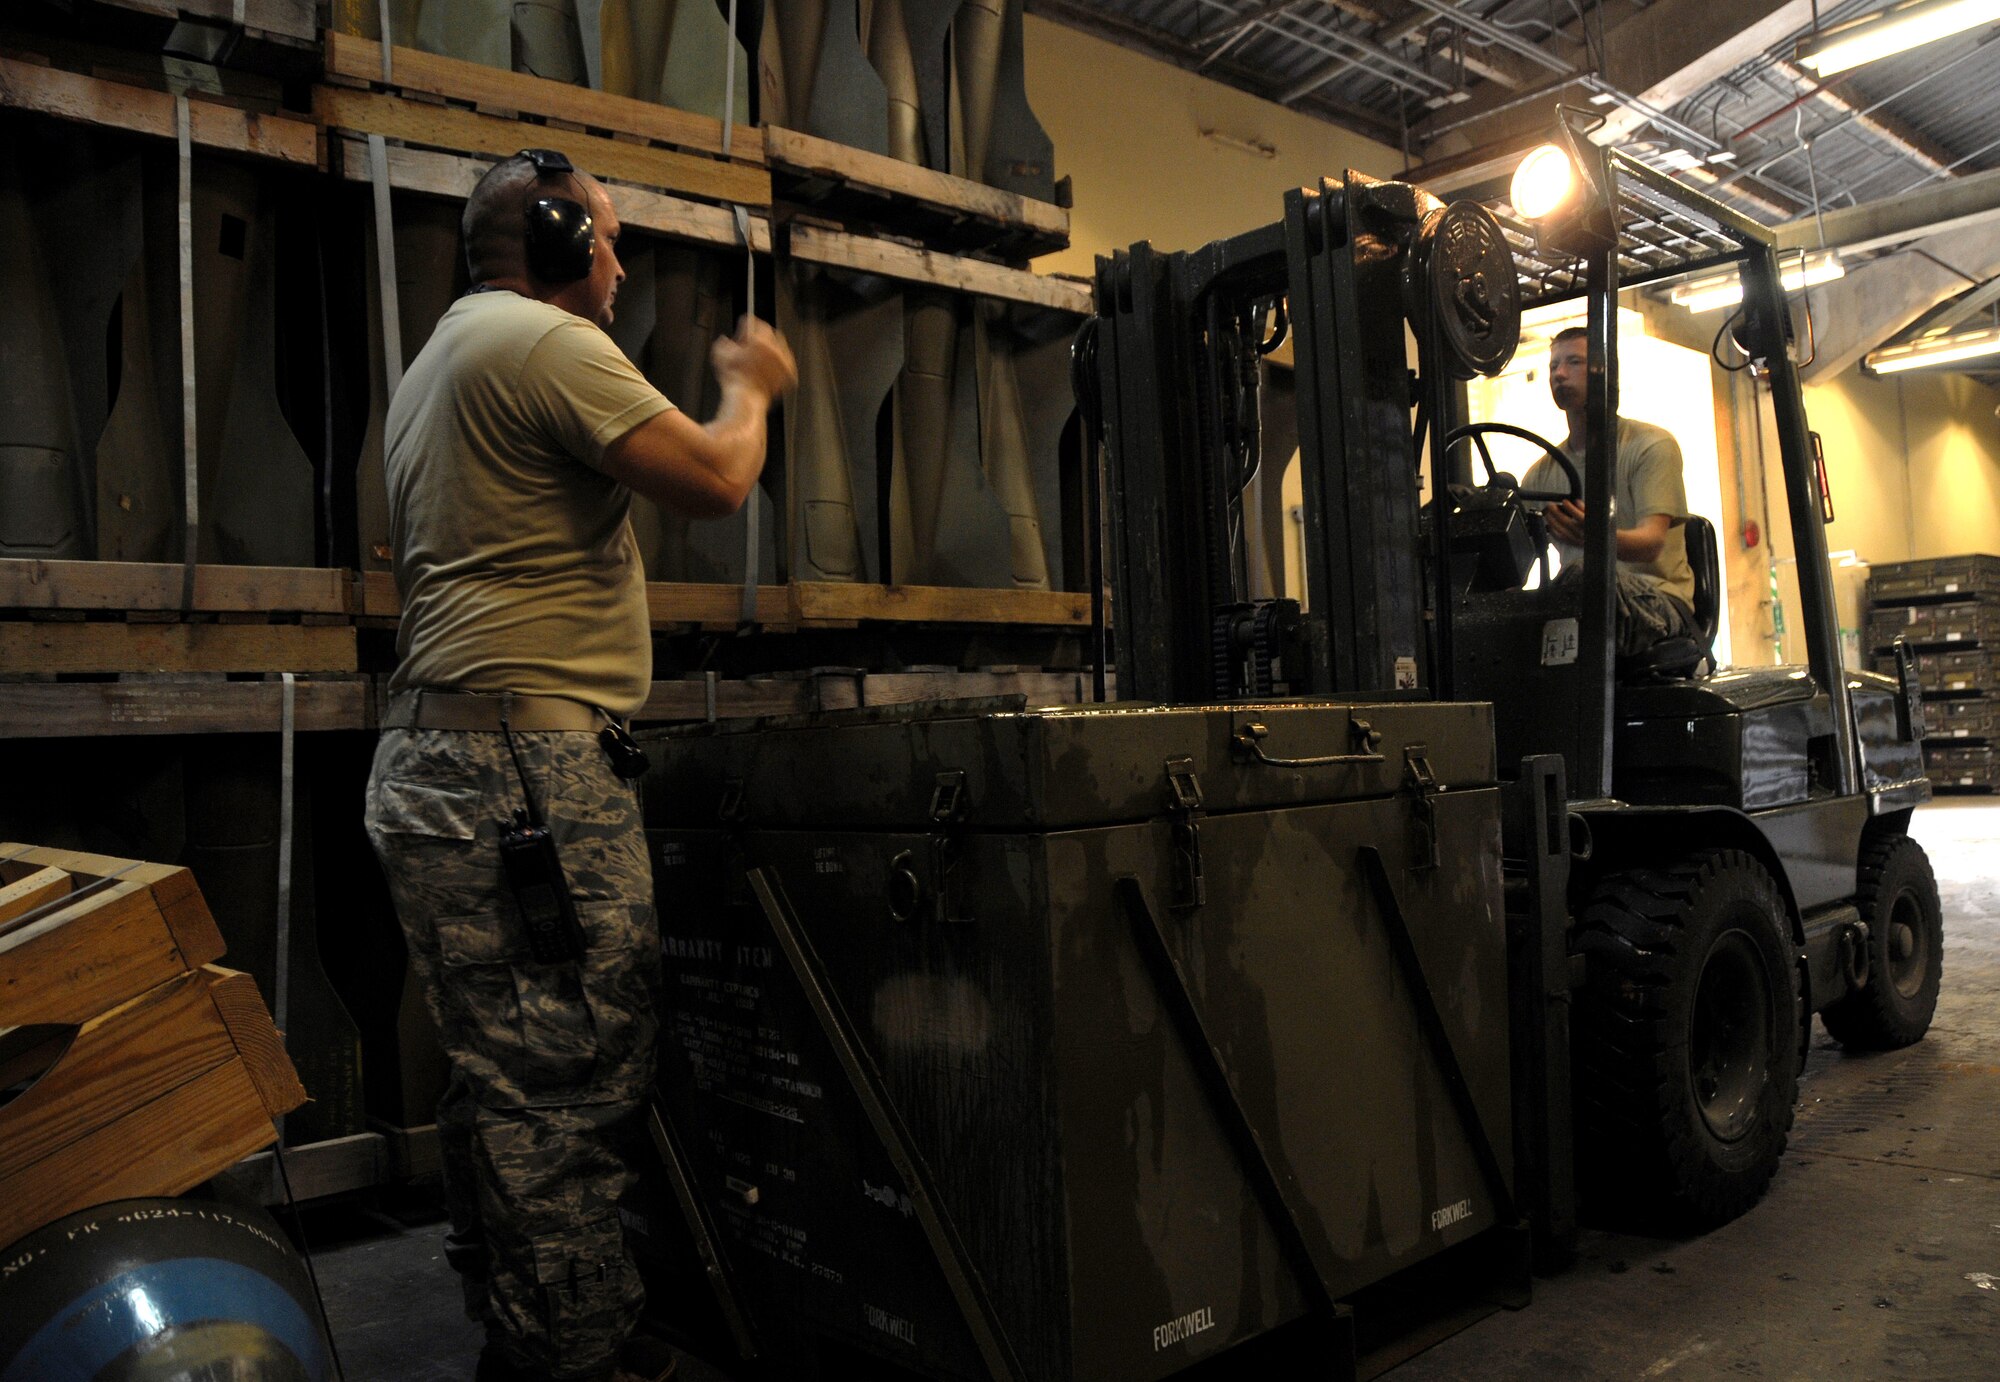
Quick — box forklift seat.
[1620,514,1720,681]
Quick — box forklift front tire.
[1572,849,1801,1230]
[1820,833,1943,1051]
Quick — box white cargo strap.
[175,95,200,609]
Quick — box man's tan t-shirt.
[384,291,672,719]
[1521,415,1696,608]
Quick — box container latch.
[927,770,969,923]
[1403,745,1440,870]
[1165,757,1207,909]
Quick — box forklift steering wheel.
[1442,422,1582,503]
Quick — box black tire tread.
[1571,849,1801,1230]
[1820,833,1943,1051]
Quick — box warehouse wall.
[1731,367,2000,666]
[1023,16,1403,278]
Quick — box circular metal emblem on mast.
[1423,200,1522,379]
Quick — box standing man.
[364,149,795,1382]
[1521,325,1699,658]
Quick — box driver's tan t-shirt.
[383,291,673,720]
[1521,415,1695,609]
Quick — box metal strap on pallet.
[719,0,764,629]
[370,0,405,403]
[747,867,1026,1382]
[175,94,200,609]
[272,672,297,1149]
[368,134,405,401]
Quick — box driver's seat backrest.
[1621,514,1720,679]
[1687,514,1720,646]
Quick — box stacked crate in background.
[1868,554,2000,792]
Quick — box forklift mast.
[1087,172,1477,706]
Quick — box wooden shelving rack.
[0,0,1103,1207]
[1,9,1098,739]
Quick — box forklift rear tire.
[1572,849,1801,1230]
[1819,833,1943,1051]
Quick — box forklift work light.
[1509,115,1617,256]
[1511,144,1578,221]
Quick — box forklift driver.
[1518,326,1700,658]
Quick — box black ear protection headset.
[519,147,595,284]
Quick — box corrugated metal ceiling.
[1031,0,2000,227]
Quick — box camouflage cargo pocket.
[436,910,597,1101]
[528,1215,643,1372]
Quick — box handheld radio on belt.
[498,710,588,965]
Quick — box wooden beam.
[635,680,812,722]
[791,581,1091,627]
[313,85,771,208]
[0,855,226,1028]
[0,970,237,1182]
[358,569,795,628]
[0,678,372,739]
[0,867,72,926]
[787,223,1091,314]
[0,559,350,614]
[331,138,773,250]
[0,622,356,674]
[648,583,792,627]
[0,1056,275,1252]
[206,966,309,1118]
[324,33,763,164]
[764,125,1067,243]
[0,53,319,163]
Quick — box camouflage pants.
[1611,568,1700,659]
[1553,566,1701,659]
[365,726,659,1382]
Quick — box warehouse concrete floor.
[308,801,2000,1382]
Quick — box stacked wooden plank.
[0,844,306,1250]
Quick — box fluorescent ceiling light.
[1866,324,2000,373]
[1668,253,1845,313]
[1797,0,2000,76]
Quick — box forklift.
[632,114,1943,1380]
[1082,107,1942,1239]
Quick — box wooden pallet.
[332,137,1087,314]
[0,559,350,616]
[789,581,1092,628]
[0,677,372,739]
[324,33,763,166]
[0,621,357,675]
[0,844,305,1250]
[0,49,319,164]
[330,137,771,252]
[632,669,1098,723]
[763,125,1069,260]
[313,84,769,210]
[351,570,796,630]
[355,572,1090,630]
